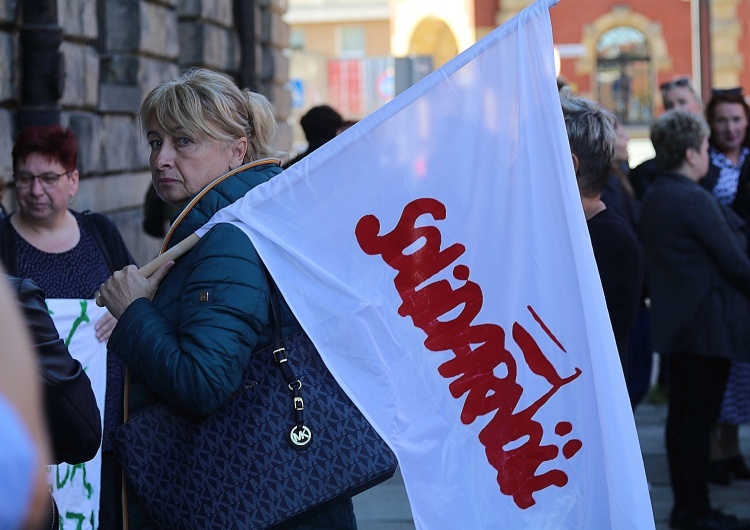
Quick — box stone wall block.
[179,0,233,26]
[177,0,201,17]
[260,8,272,43]
[99,83,142,113]
[179,22,239,70]
[0,109,14,181]
[138,57,180,96]
[178,21,202,65]
[140,2,179,58]
[200,24,228,68]
[269,83,291,118]
[205,0,234,26]
[104,54,140,86]
[0,31,16,103]
[60,0,98,40]
[76,172,150,214]
[0,0,17,24]
[253,4,263,43]
[102,114,148,173]
[261,46,275,83]
[268,0,288,14]
[109,206,163,268]
[269,12,288,48]
[60,43,100,108]
[105,0,140,52]
[65,112,104,175]
[271,48,288,84]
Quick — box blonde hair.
[139,68,278,162]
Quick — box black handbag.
[109,271,398,529]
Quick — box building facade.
[287,0,749,137]
[0,0,291,265]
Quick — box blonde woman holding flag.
[97,69,357,529]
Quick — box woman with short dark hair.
[641,109,750,530]
[0,124,136,530]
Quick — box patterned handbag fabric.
[109,277,397,529]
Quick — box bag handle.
[262,266,313,450]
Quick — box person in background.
[640,109,750,530]
[601,122,651,409]
[284,104,343,169]
[700,86,750,485]
[0,271,55,530]
[0,124,136,530]
[630,76,705,405]
[560,91,644,376]
[602,122,640,228]
[630,77,704,199]
[336,119,358,136]
[98,68,357,529]
[141,183,179,239]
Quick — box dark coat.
[587,207,644,369]
[640,172,750,361]
[108,161,356,530]
[699,154,750,247]
[629,157,659,200]
[8,275,102,464]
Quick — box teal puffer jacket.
[108,161,356,529]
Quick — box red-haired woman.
[0,124,135,530]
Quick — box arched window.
[596,26,652,125]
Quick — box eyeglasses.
[659,77,691,92]
[13,170,71,189]
[711,87,744,97]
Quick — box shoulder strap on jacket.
[78,210,118,273]
[0,217,19,275]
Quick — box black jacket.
[8,276,102,464]
[700,154,750,247]
[640,172,750,361]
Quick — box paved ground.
[352,402,750,529]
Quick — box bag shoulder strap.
[263,265,283,350]
[261,264,313,449]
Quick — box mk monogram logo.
[289,425,313,449]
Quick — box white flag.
[47,299,108,530]
[198,0,654,527]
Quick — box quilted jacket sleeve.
[109,224,270,416]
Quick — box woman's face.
[663,86,703,115]
[614,123,629,162]
[709,102,749,154]
[147,120,247,207]
[15,153,78,224]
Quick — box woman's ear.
[685,146,698,167]
[68,170,80,197]
[571,153,579,174]
[229,137,248,169]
